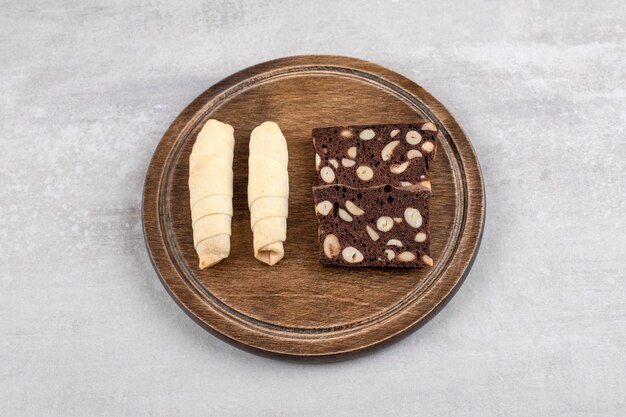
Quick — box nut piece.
[397,251,416,262]
[419,180,432,191]
[407,149,423,159]
[347,146,357,159]
[345,200,364,216]
[320,166,335,183]
[342,246,364,263]
[400,181,413,187]
[390,161,410,174]
[404,207,423,228]
[421,141,435,153]
[415,232,427,243]
[384,249,395,260]
[359,129,376,140]
[338,208,353,222]
[315,200,333,216]
[329,158,339,169]
[406,130,422,145]
[393,217,403,223]
[340,129,353,138]
[356,165,374,181]
[323,234,341,258]
[422,254,434,266]
[386,239,403,247]
[390,129,400,138]
[421,122,437,132]
[381,140,400,161]
[341,158,356,167]
[315,153,321,170]
[376,216,394,232]
[366,225,380,241]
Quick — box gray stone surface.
[1,1,624,415]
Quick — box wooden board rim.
[142,55,485,359]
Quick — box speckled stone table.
[1,1,624,416]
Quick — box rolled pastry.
[248,121,289,265]
[188,119,235,269]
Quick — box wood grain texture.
[142,55,485,358]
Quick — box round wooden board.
[142,55,485,359]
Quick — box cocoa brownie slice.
[313,184,433,268]
[313,122,438,187]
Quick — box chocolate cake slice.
[313,122,438,187]
[313,183,432,268]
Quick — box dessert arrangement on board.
[143,56,486,357]
[188,119,438,269]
